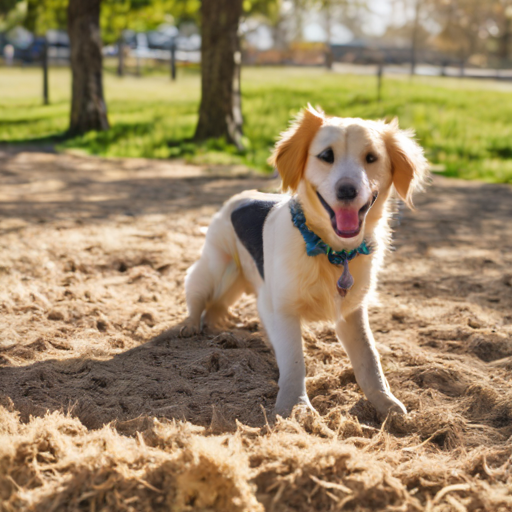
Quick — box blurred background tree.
[431,0,512,63]
[0,0,30,30]
[387,0,512,68]
[67,0,109,134]
[23,0,67,33]
[194,0,243,147]
[2,0,199,41]
[101,0,199,44]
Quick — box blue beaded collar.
[289,199,372,266]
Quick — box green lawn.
[1,66,512,182]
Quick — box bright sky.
[366,0,397,36]
[302,0,411,43]
[245,0,413,49]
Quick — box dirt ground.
[1,149,512,511]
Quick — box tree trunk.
[410,0,421,76]
[324,0,333,70]
[194,0,243,149]
[499,17,511,62]
[67,0,109,135]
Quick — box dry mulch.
[1,149,512,511]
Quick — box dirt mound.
[1,149,512,511]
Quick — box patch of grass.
[1,66,512,182]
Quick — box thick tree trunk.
[195,0,243,149]
[67,0,109,135]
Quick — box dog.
[180,105,428,418]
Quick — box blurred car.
[45,29,70,61]
[104,26,200,63]
[1,27,69,63]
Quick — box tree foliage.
[1,0,200,42]
[388,0,512,62]
[24,0,67,33]
[101,0,199,44]
[0,0,18,15]
[0,0,26,30]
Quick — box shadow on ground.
[0,148,277,224]
[0,327,278,431]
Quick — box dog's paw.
[203,309,242,332]
[373,392,407,418]
[178,319,201,338]
[223,310,242,326]
[275,392,314,419]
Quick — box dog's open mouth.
[317,191,378,239]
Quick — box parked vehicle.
[104,26,200,63]
[0,27,69,63]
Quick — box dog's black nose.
[336,182,358,201]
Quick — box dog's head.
[269,105,428,251]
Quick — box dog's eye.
[317,148,334,164]
[366,153,377,164]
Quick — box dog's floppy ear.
[383,118,428,208]
[269,105,324,192]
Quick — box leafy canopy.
[1,0,200,41]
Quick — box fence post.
[410,0,420,76]
[325,47,333,70]
[170,39,176,80]
[42,36,49,105]
[440,60,447,76]
[377,63,383,102]
[136,53,141,77]
[117,36,124,77]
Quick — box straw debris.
[1,151,512,510]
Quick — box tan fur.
[269,105,324,192]
[285,239,340,322]
[382,119,429,208]
[297,180,335,249]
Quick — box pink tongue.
[335,209,359,232]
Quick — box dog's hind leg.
[180,259,210,337]
[203,271,245,330]
[181,247,241,337]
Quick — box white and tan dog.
[181,106,428,418]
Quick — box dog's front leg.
[336,306,406,417]
[258,297,312,417]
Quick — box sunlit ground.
[1,65,512,182]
